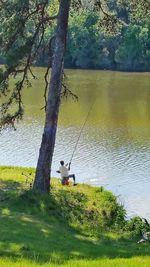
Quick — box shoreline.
[0,165,150,267]
[1,165,150,221]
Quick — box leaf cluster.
[0,0,57,128]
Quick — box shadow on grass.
[0,181,150,265]
[0,180,22,203]
[0,180,21,190]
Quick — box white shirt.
[59,166,69,178]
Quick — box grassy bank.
[0,166,150,267]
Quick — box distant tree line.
[1,0,150,71]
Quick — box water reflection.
[0,69,150,219]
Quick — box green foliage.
[52,186,126,236]
[65,11,102,69]
[64,6,150,71]
[27,2,150,71]
[0,0,58,126]
[116,23,150,71]
[2,180,126,237]
[125,216,150,236]
[1,0,150,73]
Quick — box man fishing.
[57,161,77,186]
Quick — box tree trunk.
[33,0,71,193]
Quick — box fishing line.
[69,100,96,165]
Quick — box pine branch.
[61,83,78,101]
[42,36,55,111]
[0,1,58,129]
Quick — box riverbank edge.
[0,165,150,267]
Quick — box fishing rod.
[69,100,96,165]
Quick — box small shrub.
[125,216,150,236]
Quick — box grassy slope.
[0,166,150,267]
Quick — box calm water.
[1,69,150,219]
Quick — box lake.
[1,68,150,220]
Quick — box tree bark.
[33,0,71,193]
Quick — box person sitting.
[57,160,77,186]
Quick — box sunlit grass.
[0,166,150,267]
[1,257,150,267]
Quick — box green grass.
[0,166,150,267]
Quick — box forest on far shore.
[1,0,150,71]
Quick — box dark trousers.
[62,174,76,185]
[68,174,76,183]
